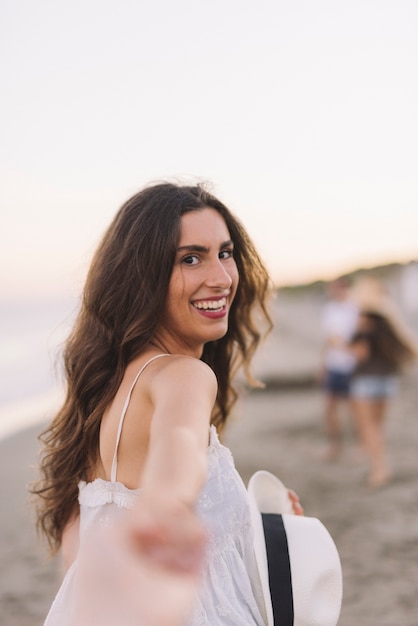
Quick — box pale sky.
[1,0,417,297]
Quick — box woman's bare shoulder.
[126,353,214,387]
[150,355,217,391]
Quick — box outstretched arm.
[128,356,217,573]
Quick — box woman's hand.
[73,493,206,626]
[288,489,304,516]
[126,490,207,575]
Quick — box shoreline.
[0,387,64,442]
[0,372,320,444]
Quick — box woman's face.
[155,208,239,356]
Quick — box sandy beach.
[227,370,418,626]
[1,289,417,625]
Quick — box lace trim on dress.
[78,478,140,509]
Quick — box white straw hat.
[247,471,343,626]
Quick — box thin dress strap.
[110,353,171,483]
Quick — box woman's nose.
[205,259,233,290]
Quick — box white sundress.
[44,355,266,626]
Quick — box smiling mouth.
[192,297,227,312]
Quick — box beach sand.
[227,369,418,626]
[0,425,60,626]
[1,292,417,625]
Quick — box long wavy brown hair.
[361,311,417,369]
[31,182,272,553]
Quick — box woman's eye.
[219,249,233,260]
[182,255,199,265]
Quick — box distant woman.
[350,295,417,487]
[32,182,302,626]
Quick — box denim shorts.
[324,371,351,396]
[350,375,397,399]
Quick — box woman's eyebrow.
[177,244,209,253]
[177,240,233,253]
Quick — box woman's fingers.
[127,496,207,575]
[73,497,207,626]
[288,489,304,516]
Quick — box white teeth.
[193,297,226,310]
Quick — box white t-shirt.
[322,300,358,373]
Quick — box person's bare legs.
[347,396,365,460]
[352,398,391,487]
[323,394,343,460]
[368,399,391,486]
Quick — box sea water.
[0,296,78,439]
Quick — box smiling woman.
[159,209,239,353]
[31,182,275,626]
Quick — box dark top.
[351,331,397,377]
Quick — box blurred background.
[1,1,417,625]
